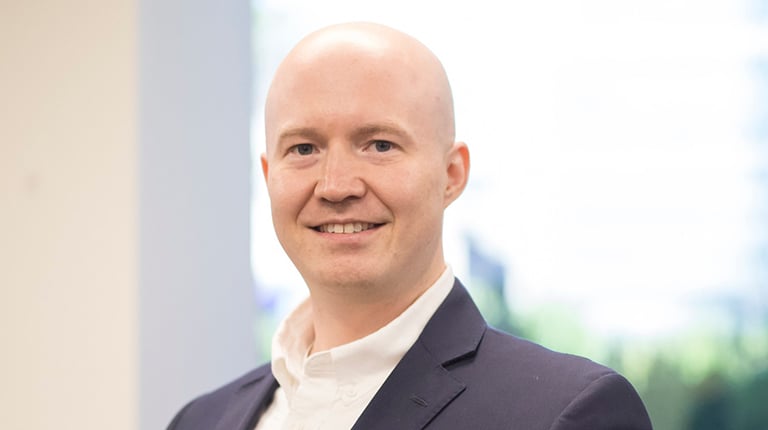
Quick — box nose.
[314,146,366,203]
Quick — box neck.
[308,295,410,353]
[306,266,446,353]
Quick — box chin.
[306,266,383,290]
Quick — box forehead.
[276,43,422,104]
[266,47,437,139]
[264,25,456,148]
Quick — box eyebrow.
[349,123,410,141]
[277,123,412,145]
[277,127,324,143]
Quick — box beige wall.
[0,1,139,429]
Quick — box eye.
[291,143,315,156]
[372,140,393,152]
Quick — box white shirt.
[254,267,455,430]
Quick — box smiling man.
[168,23,653,430]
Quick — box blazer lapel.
[352,279,487,430]
[215,367,279,430]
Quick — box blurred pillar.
[138,0,256,428]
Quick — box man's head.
[262,22,469,300]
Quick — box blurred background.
[2,0,766,429]
[250,2,768,430]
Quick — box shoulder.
[478,327,613,382]
[443,328,652,429]
[417,279,651,428]
[167,364,275,430]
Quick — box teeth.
[320,223,375,234]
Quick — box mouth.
[312,222,382,234]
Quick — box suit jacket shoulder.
[167,364,277,430]
[352,280,653,429]
[437,327,653,429]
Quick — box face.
[262,38,468,297]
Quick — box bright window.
[250,2,768,428]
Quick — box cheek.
[267,175,311,252]
[267,171,310,219]
[386,168,445,216]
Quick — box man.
[168,22,653,429]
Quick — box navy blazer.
[168,279,653,429]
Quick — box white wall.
[0,1,256,429]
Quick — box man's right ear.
[260,153,269,182]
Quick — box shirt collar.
[270,266,455,398]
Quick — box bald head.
[260,22,470,313]
[264,22,456,154]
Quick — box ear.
[444,141,470,207]
[260,153,269,182]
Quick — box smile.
[315,222,379,234]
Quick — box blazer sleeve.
[550,372,653,430]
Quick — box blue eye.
[293,144,314,155]
[373,140,393,152]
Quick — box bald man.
[167,23,653,430]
